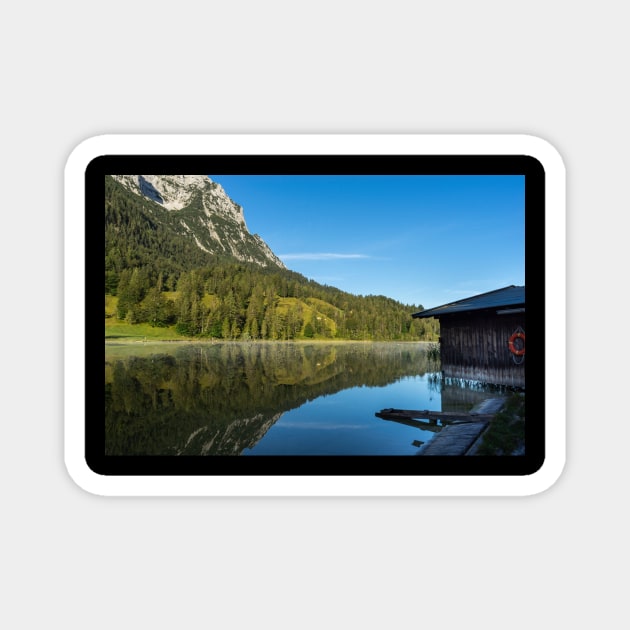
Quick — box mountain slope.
[111,174,285,269]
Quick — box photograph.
[91,151,544,479]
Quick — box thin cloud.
[279,253,370,261]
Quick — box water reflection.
[105,341,440,455]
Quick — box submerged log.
[376,408,493,423]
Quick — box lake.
[104,341,502,456]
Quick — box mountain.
[111,174,285,269]
[104,174,437,341]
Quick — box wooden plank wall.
[439,312,525,388]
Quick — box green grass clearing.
[105,319,185,340]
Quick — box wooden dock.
[415,419,489,455]
[375,397,506,456]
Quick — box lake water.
[104,341,501,456]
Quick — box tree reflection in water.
[105,342,439,455]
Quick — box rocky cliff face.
[112,174,285,269]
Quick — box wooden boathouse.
[412,285,525,388]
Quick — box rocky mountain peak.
[111,174,285,269]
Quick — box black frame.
[89,154,545,477]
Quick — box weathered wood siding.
[439,312,525,388]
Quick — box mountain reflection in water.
[105,341,478,456]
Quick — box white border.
[64,134,565,496]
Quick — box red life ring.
[508,331,525,356]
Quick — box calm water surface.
[104,341,498,456]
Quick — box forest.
[104,175,439,341]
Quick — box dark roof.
[412,285,525,319]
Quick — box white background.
[1,2,625,629]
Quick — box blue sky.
[207,174,525,310]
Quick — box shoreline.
[105,338,437,346]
